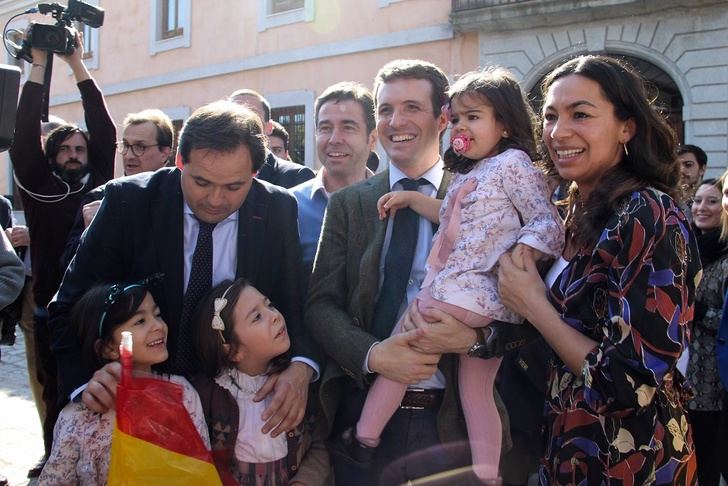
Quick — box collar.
[310,169,330,200]
[388,158,444,190]
[182,201,239,224]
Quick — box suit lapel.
[151,170,185,328]
[236,181,267,282]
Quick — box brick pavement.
[0,329,43,486]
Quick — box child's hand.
[377,191,412,220]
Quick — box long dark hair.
[71,283,150,373]
[443,67,538,174]
[192,279,290,379]
[539,55,678,247]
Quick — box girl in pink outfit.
[355,68,564,481]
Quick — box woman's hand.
[498,245,548,323]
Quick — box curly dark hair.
[539,55,678,247]
[191,279,290,379]
[443,67,538,174]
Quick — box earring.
[502,131,509,138]
[623,143,629,157]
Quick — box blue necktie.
[176,219,216,375]
[371,178,426,340]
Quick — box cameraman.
[8,29,114,477]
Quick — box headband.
[211,283,236,343]
[97,273,164,338]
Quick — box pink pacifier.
[451,134,471,155]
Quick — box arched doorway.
[528,54,684,143]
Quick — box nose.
[548,117,570,141]
[207,187,225,207]
[388,107,406,128]
[328,126,344,145]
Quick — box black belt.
[400,388,443,410]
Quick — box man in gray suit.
[306,60,494,484]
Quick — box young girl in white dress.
[190,278,328,486]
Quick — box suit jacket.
[304,169,472,443]
[257,152,315,189]
[49,167,317,398]
[60,184,106,271]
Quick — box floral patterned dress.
[542,189,700,485]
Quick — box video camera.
[10,0,104,63]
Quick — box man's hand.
[57,30,90,83]
[368,329,441,384]
[82,200,102,227]
[81,361,121,413]
[402,304,478,355]
[255,361,313,437]
[5,226,30,248]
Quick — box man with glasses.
[61,109,174,268]
[8,34,115,477]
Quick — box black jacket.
[49,167,317,397]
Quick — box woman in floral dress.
[498,55,700,485]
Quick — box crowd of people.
[0,27,726,486]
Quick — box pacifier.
[451,134,471,155]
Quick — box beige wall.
[0,0,481,193]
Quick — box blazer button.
[291,465,297,471]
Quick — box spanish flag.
[108,332,221,485]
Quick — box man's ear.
[436,109,448,135]
[175,152,184,170]
[264,120,274,137]
[367,130,377,151]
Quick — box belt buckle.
[400,388,426,410]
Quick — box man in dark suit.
[306,59,502,484]
[229,89,315,188]
[48,101,318,437]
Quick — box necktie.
[371,178,426,340]
[176,219,217,375]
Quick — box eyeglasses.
[116,141,160,157]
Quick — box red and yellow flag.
[108,332,221,485]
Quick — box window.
[72,0,99,68]
[150,0,191,55]
[161,0,183,39]
[258,0,314,32]
[73,21,99,69]
[272,106,306,165]
[271,0,304,14]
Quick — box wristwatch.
[467,327,489,358]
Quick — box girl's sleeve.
[177,375,212,449]
[39,406,82,485]
[581,192,699,416]
[500,150,564,258]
